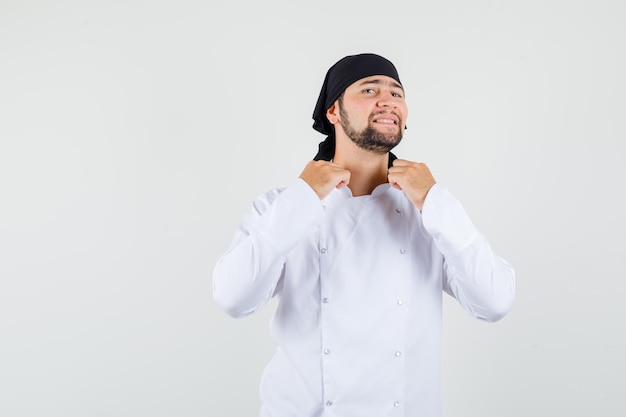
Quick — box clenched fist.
[299,160,351,200]
[388,159,436,210]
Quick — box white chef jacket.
[213,179,515,417]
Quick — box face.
[332,75,408,154]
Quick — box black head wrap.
[312,53,402,167]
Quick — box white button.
[397,300,403,305]
[400,249,406,254]
[395,351,402,357]
[322,297,329,303]
[394,401,400,407]
[324,349,330,355]
[321,248,327,253]
[326,401,333,407]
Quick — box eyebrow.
[357,78,404,91]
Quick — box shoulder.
[247,178,321,214]
[249,178,315,215]
[250,187,287,215]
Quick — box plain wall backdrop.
[1,0,624,416]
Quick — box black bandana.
[312,53,402,167]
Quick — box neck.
[333,134,390,196]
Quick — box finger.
[387,166,407,174]
[387,172,403,189]
[391,158,412,167]
[390,181,402,190]
[337,170,351,186]
[393,159,429,171]
[336,180,347,189]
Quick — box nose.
[377,91,398,108]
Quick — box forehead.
[347,75,404,91]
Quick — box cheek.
[346,105,369,125]
[399,103,408,116]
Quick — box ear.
[326,101,341,125]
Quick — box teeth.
[376,118,396,124]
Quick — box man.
[213,53,515,417]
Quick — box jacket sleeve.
[213,179,324,318]
[421,183,516,322]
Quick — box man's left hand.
[388,159,436,210]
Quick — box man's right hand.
[299,160,351,200]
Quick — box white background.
[1,1,625,416]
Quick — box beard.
[339,101,404,154]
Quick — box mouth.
[371,112,400,127]
[373,118,397,125]
[372,113,400,128]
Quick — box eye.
[363,88,376,94]
[392,92,404,98]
